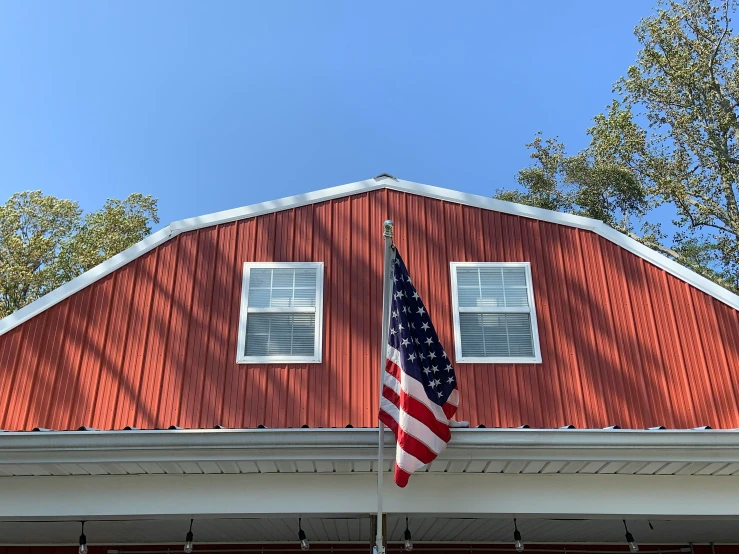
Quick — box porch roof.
[2,427,739,478]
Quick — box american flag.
[378,248,459,487]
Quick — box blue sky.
[0,1,649,229]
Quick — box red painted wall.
[2,189,739,431]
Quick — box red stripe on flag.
[379,402,439,464]
[396,425,438,464]
[378,407,438,486]
[394,465,411,488]
[382,385,401,408]
[385,360,453,441]
[442,402,458,419]
[379,409,398,435]
[378,410,413,489]
[382,383,452,443]
[385,358,401,379]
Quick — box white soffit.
[2,428,739,477]
[2,175,739,336]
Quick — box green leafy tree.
[498,0,739,291]
[0,191,158,318]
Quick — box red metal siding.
[2,189,739,430]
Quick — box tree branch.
[627,231,682,258]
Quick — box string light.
[623,520,639,553]
[184,519,194,553]
[513,518,524,553]
[298,518,310,551]
[404,517,414,551]
[78,521,88,554]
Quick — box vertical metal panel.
[3,190,739,430]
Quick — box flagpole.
[376,219,394,554]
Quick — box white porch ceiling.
[1,458,737,477]
[0,517,737,546]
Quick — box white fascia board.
[169,178,383,233]
[2,175,738,337]
[2,428,739,466]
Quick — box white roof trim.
[2,175,738,336]
[2,427,739,467]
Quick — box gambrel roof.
[2,174,737,336]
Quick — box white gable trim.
[2,175,738,337]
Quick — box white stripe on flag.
[380,396,447,455]
[396,446,425,475]
[386,345,453,424]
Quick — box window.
[450,262,541,363]
[237,262,324,364]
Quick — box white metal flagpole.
[376,219,394,554]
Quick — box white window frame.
[449,261,542,364]
[236,261,324,364]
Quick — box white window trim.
[236,261,324,364]
[449,261,542,364]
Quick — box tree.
[498,0,739,291]
[0,191,158,318]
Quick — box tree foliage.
[0,191,159,318]
[498,0,739,291]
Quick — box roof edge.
[2,175,738,336]
[2,427,739,466]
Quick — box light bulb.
[78,529,88,554]
[299,524,310,550]
[184,526,194,553]
[625,528,638,553]
[514,525,524,553]
[404,518,413,551]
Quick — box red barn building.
[1,175,739,552]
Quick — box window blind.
[240,265,321,361]
[454,264,538,360]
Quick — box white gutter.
[2,428,739,466]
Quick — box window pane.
[294,268,316,288]
[248,266,318,308]
[270,288,293,307]
[249,269,272,288]
[291,314,317,355]
[293,287,317,307]
[272,268,295,288]
[248,287,272,308]
[502,267,527,286]
[459,313,534,359]
[459,313,485,357]
[246,313,316,357]
[504,287,529,307]
[457,287,482,308]
[479,287,505,307]
[508,332,535,357]
[479,267,503,287]
[456,265,532,308]
[456,268,479,287]
[502,267,529,308]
